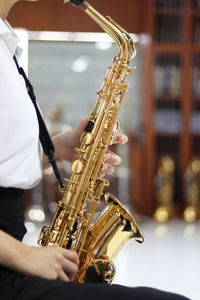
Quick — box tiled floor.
[113,219,200,300]
[23,218,200,300]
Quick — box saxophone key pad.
[72,160,84,173]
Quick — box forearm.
[0,230,79,281]
[42,152,49,170]
[0,230,27,272]
[42,135,61,170]
[42,119,87,170]
[41,121,126,171]
[42,134,71,170]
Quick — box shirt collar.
[0,18,22,58]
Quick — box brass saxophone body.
[38,0,144,284]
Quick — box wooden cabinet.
[8,0,146,34]
[132,0,200,217]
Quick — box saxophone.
[38,0,144,284]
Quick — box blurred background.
[8,0,200,299]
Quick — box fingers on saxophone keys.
[60,254,79,281]
[58,270,70,282]
[112,133,128,145]
[63,259,78,281]
[100,163,112,177]
[63,249,79,266]
[106,152,121,166]
[104,163,113,175]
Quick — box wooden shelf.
[192,45,200,51]
[155,95,182,101]
[155,8,186,14]
[132,0,200,217]
[155,133,181,138]
[153,44,186,51]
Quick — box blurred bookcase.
[132,0,200,217]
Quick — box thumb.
[75,118,87,136]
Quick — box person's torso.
[0,19,42,189]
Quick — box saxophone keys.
[81,132,93,145]
[69,226,74,233]
[109,120,120,145]
[101,177,109,186]
[72,160,84,173]
[75,147,86,155]
[96,89,102,96]
[37,226,49,246]
[78,210,84,218]
[115,120,120,131]
[127,66,135,75]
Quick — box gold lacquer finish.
[38,0,144,283]
[154,156,175,222]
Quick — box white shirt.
[0,18,42,189]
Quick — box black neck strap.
[13,56,64,189]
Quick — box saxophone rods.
[38,0,144,284]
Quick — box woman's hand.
[44,118,128,175]
[0,230,79,282]
[20,246,79,281]
[104,132,128,175]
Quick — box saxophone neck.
[65,0,136,63]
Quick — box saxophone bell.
[82,257,115,284]
[74,193,143,283]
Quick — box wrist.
[0,230,29,273]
